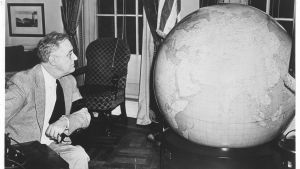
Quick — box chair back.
[85,38,131,87]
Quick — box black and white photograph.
[7,3,45,37]
[4,0,296,169]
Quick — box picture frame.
[7,3,45,37]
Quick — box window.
[96,0,144,99]
[250,0,295,36]
[97,0,143,55]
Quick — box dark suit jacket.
[5,64,91,143]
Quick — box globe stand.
[160,129,285,169]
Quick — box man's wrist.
[60,115,70,130]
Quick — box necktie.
[49,80,65,124]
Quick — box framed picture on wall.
[7,3,45,37]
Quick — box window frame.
[96,0,143,55]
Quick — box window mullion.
[275,18,294,22]
[97,14,142,17]
[135,0,139,55]
[292,0,295,37]
[114,0,117,38]
[266,0,270,15]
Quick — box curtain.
[82,0,97,56]
[61,0,83,62]
[137,0,180,125]
[75,0,97,86]
[136,0,161,125]
[136,11,155,125]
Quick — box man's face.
[51,39,77,76]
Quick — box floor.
[71,116,160,169]
[70,115,291,169]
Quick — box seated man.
[5,31,91,169]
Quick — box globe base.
[162,129,280,158]
[160,129,285,169]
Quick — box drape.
[61,0,83,60]
[73,0,97,86]
[137,0,181,125]
[136,0,162,125]
[82,0,97,65]
[136,10,155,125]
[137,0,182,125]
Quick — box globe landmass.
[154,4,295,148]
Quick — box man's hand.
[46,117,68,143]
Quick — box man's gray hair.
[37,31,70,62]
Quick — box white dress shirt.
[40,65,57,145]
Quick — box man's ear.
[48,55,56,66]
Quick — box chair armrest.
[111,72,127,87]
[111,72,128,95]
[71,66,88,77]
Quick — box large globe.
[154,4,295,148]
